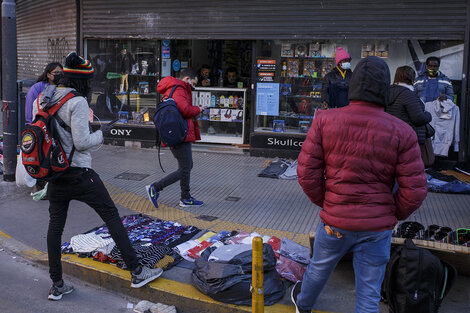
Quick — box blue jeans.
[297,222,392,313]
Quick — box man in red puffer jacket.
[291,56,427,313]
[145,68,204,208]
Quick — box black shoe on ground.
[131,265,163,288]
[48,280,74,300]
[291,281,311,313]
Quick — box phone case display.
[194,87,247,144]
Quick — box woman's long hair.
[36,62,63,82]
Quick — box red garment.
[297,101,427,232]
[157,76,201,142]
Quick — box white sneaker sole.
[48,288,73,301]
[179,201,203,208]
[291,282,304,313]
[131,268,163,288]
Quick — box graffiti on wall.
[47,37,69,63]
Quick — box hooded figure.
[321,47,353,108]
[292,56,427,313]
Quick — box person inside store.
[293,56,427,313]
[223,67,240,88]
[37,52,163,301]
[387,66,433,166]
[197,64,214,87]
[414,56,454,103]
[117,47,134,94]
[146,68,204,209]
[321,47,353,109]
[25,62,63,197]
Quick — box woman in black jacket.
[387,66,432,145]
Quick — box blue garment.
[426,174,470,194]
[297,222,392,313]
[424,77,439,103]
[414,72,454,103]
[25,81,49,124]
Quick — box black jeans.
[47,168,139,283]
[152,142,193,200]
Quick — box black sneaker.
[131,266,163,288]
[48,281,74,301]
[291,281,310,313]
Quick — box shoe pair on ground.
[145,185,203,208]
[291,281,311,313]
[48,265,163,300]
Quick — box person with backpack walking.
[145,68,204,208]
[33,52,163,301]
[291,56,427,313]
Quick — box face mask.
[52,73,64,85]
[341,62,351,70]
[427,69,438,77]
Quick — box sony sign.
[110,129,132,136]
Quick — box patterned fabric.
[109,242,181,270]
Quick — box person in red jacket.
[145,68,204,208]
[291,56,427,313]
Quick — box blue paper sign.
[256,83,280,116]
[172,59,181,72]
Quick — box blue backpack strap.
[167,85,181,100]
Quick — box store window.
[163,40,252,144]
[254,39,464,135]
[86,39,159,125]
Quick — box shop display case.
[194,87,247,144]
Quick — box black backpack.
[381,239,457,313]
[153,85,188,171]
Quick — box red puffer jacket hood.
[157,76,201,142]
[297,101,427,232]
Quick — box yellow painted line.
[0,230,12,239]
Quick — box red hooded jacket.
[157,76,201,142]
[297,101,427,232]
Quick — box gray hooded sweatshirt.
[32,86,103,169]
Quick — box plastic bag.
[191,243,286,305]
[15,152,36,187]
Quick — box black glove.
[100,123,113,134]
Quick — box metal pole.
[1,0,17,182]
[251,236,264,313]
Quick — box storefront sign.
[162,58,171,77]
[250,133,305,151]
[162,46,170,58]
[91,124,156,141]
[172,59,181,71]
[256,83,279,116]
[257,59,276,82]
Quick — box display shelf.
[194,87,247,144]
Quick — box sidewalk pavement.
[0,143,469,312]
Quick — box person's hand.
[199,106,205,113]
[321,101,329,109]
[438,94,447,102]
[201,79,210,87]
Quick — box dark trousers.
[152,142,193,200]
[47,168,139,283]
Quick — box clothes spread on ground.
[62,214,199,270]
[424,99,460,156]
[426,169,470,194]
[279,160,298,180]
[275,255,306,283]
[258,158,291,178]
[279,237,310,265]
[208,244,253,262]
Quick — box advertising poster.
[257,59,276,82]
[256,83,280,116]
